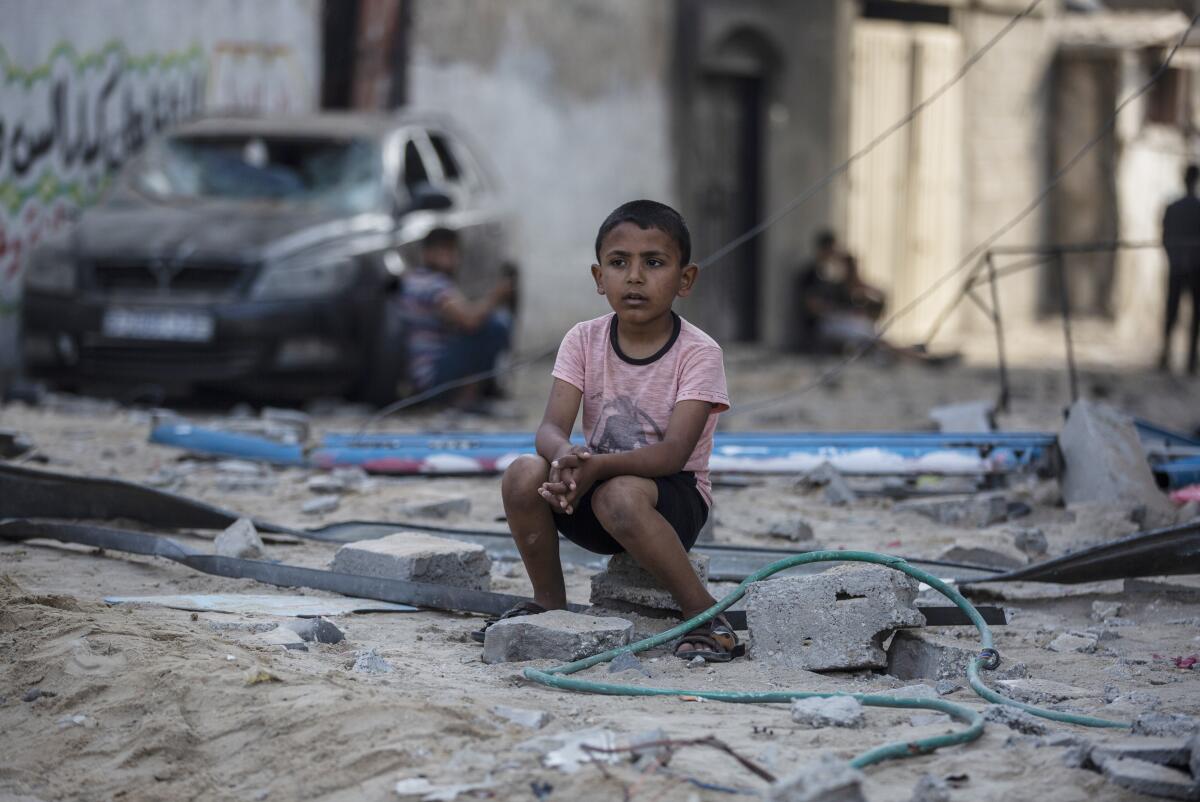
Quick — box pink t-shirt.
[551,312,730,505]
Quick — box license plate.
[102,308,215,343]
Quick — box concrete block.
[1133,713,1200,738]
[1059,400,1175,528]
[982,705,1049,735]
[747,564,923,671]
[393,494,471,519]
[331,531,492,591]
[214,518,264,559]
[482,610,633,664]
[1094,755,1200,800]
[895,493,1009,528]
[1090,737,1193,768]
[1047,632,1098,654]
[993,678,1092,706]
[936,542,1024,569]
[589,552,709,614]
[767,753,866,802]
[790,696,865,728]
[929,400,995,433]
[887,630,1028,681]
[492,705,552,729]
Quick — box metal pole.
[986,252,1011,413]
[1056,252,1080,404]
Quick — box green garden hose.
[523,550,1129,771]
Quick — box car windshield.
[133,134,386,213]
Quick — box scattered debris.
[482,610,633,664]
[1092,601,1123,622]
[245,670,282,685]
[393,494,472,519]
[22,688,55,703]
[767,753,866,802]
[1090,737,1194,768]
[1132,713,1200,738]
[287,617,344,644]
[352,648,395,674]
[935,680,962,696]
[302,496,340,516]
[1010,527,1049,559]
[993,679,1092,706]
[765,517,816,543]
[887,630,1028,681]
[590,552,709,614]
[789,696,865,729]
[747,564,923,671]
[896,493,1010,529]
[393,777,497,801]
[1047,632,1099,654]
[982,705,1049,735]
[936,542,1025,569]
[1093,754,1198,801]
[214,518,265,560]
[909,773,951,802]
[492,705,552,729]
[798,462,858,506]
[331,532,492,591]
[607,652,651,676]
[256,628,308,651]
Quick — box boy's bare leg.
[590,476,718,621]
[501,455,567,610]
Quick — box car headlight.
[23,248,77,295]
[251,257,357,300]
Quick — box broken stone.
[766,517,815,542]
[747,564,923,671]
[607,652,651,676]
[256,628,308,651]
[1059,400,1175,529]
[287,617,344,644]
[935,542,1024,569]
[492,705,552,729]
[909,773,951,802]
[1133,713,1200,738]
[1010,527,1048,559]
[887,683,939,700]
[22,688,54,703]
[1047,631,1098,654]
[798,462,858,506]
[935,680,962,696]
[687,655,705,669]
[331,532,492,591]
[352,648,394,674]
[993,678,1092,706]
[767,753,866,802]
[886,629,1028,682]
[1090,737,1194,768]
[982,705,1049,735]
[393,494,471,519]
[1093,755,1200,801]
[307,474,349,494]
[1125,577,1200,603]
[302,496,340,516]
[481,610,632,664]
[1092,601,1123,622]
[790,696,865,728]
[213,518,264,559]
[929,400,995,433]
[896,493,1010,528]
[589,552,708,614]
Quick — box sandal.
[470,600,547,643]
[673,613,745,663]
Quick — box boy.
[478,200,738,661]
[400,227,514,406]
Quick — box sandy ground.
[2,335,1200,801]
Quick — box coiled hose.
[524,550,1129,770]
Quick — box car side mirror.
[403,182,453,213]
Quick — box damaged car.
[20,112,508,403]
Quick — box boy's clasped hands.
[537,445,595,515]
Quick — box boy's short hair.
[595,200,691,265]
[423,227,459,250]
[1186,164,1200,186]
[814,229,837,252]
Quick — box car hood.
[73,198,392,264]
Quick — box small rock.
[766,518,815,542]
[492,705,552,729]
[798,462,858,506]
[333,532,492,591]
[306,474,348,494]
[214,518,264,559]
[22,688,55,702]
[1010,527,1048,559]
[287,618,344,644]
[789,696,865,729]
[993,678,1092,706]
[394,495,472,519]
[482,610,633,664]
[1094,754,1199,800]
[1090,736,1194,768]
[608,652,651,676]
[888,684,939,700]
[216,459,263,475]
[1091,601,1122,622]
[1132,713,1200,738]
[936,542,1024,569]
[688,655,706,669]
[910,774,950,802]
[982,705,1049,735]
[767,753,866,802]
[1047,632,1098,654]
[56,713,94,729]
[302,496,340,516]
[935,680,962,696]
[352,648,394,674]
[897,494,1010,529]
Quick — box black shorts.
[552,472,709,555]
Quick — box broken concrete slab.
[1133,713,1200,738]
[214,518,264,560]
[1093,755,1200,801]
[392,494,472,519]
[1047,632,1098,654]
[589,552,708,614]
[1125,577,1200,604]
[929,400,995,433]
[256,628,308,651]
[982,705,1049,735]
[1059,400,1175,529]
[492,705,552,729]
[886,629,1028,682]
[936,542,1025,570]
[767,753,866,802]
[895,493,1009,528]
[481,610,632,664]
[1090,737,1194,769]
[790,696,865,728]
[747,564,924,671]
[331,531,492,591]
[993,678,1093,706]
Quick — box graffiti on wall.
[0,42,206,308]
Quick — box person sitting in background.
[795,229,885,353]
[401,227,514,409]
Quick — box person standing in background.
[1161,164,1200,375]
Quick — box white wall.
[408,1,677,351]
[0,0,321,377]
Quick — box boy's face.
[591,222,697,325]
[423,242,460,275]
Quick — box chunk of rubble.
[352,648,394,674]
[896,493,1010,528]
[993,678,1092,706]
[590,552,708,614]
[1093,755,1199,801]
[302,496,340,516]
[481,610,632,664]
[1059,400,1175,529]
[1009,527,1048,559]
[1090,737,1194,769]
[747,564,923,671]
[492,705,552,729]
[1047,632,1098,654]
[936,542,1024,569]
[767,753,866,802]
[393,494,472,519]
[798,462,858,506]
[1133,713,1200,738]
[909,773,951,802]
[214,518,265,559]
[766,517,816,543]
[287,617,344,644]
[1092,601,1122,622]
[331,532,492,591]
[886,629,1028,681]
[982,705,1049,735]
[790,696,865,728]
